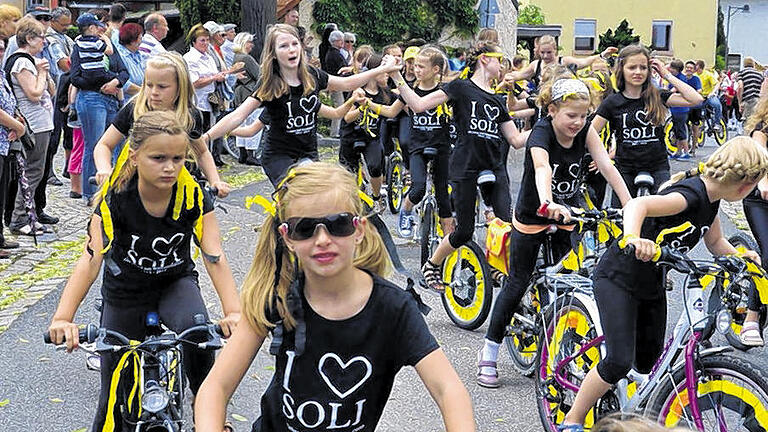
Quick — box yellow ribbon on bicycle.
[102,341,142,432]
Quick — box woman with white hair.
[232,32,262,165]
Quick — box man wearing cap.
[138,13,168,64]
[221,24,237,68]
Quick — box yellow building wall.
[520,0,717,64]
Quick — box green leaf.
[71,429,88,432]
[0,399,9,407]
[49,397,65,403]
[264,365,275,371]
[232,413,248,422]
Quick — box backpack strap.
[3,52,35,88]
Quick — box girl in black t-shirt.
[560,137,768,432]
[390,42,527,292]
[47,112,241,431]
[338,54,394,207]
[738,104,768,346]
[195,162,474,432]
[204,24,401,187]
[93,52,232,197]
[477,75,632,388]
[365,47,455,235]
[591,45,703,204]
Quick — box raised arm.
[390,70,448,112]
[505,61,537,82]
[656,60,704,107]
[205,96,261,142]
[562,47,617,71]
[318,90,366,119]
[326,55,401,92]
[365,98,405,118]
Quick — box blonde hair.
[463,41,502,78]
[593,413,689,432]
[537,66,595,111]
[241,162,392,337]
[476,27,499,46]
[416,46,448,85]
[613,45,668,126]
[353,44,374,72]
[0,4,22,24]
[132,52,196,133]
[256,24,316,101]
[664,136,768,188]
[232,32,253,54]
[110,111,188,194]
[746,95,768,135]
[539,35,557,50]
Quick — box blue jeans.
[705,95,723,124]
[76,91,119,199]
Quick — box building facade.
[721,0,768,67]
[519,0,717,64]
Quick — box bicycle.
[503,206,623,377]
[384,127,410,214]
[536,245,768,432]
[44,313,224,432]
[409,147,442,266]
[664,115,696,156]
[693,103,728,148]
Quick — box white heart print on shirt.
[484,104,500,121]
[151,233,185,257]
[634,110,652,126]
[300,95,318,113]
[318,353,372,399]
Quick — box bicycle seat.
[296,157,314,167]
[353,141,367,152]
[634,171,655,189]
[477,170,497,186]
[422,147,438,158]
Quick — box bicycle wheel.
[651,354,768,431]
[695,122,705,147]
[386,155,407,214]
[440,241,493,330]
[664,118,678,155]
[223,134,240,159]
[504,286,541,377]
[420,201,437,265]
[715,118,728,145]
[536,295,601,432]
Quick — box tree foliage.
[716,6,726,70]
[517,4,545,25]
[176,0,240,35]
[598,19,641,53]
[312,0,478,49]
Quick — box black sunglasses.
[35,15,52,22]
[281,213,358,241]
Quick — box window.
[652,20,672,52]
[574,19,596,52]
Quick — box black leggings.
[408,149,452,218]
[339,139,385,178]
[93,275,214,431]
[448,168,512,248]
[262,150,319,187]
[743,197,768,310]
[612,167,670,207]
[593,277,667,384]
[486,226,573,342]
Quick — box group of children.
[45,22,768,432]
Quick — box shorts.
[69,127,84,175]
[671,112,689,141]
[688,108,703,124]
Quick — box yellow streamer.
[245,195,277,216]
[102,342,142,432]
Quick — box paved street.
[0,133,763,431]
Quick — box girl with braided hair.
[194,162,474,432]
[559,136,768,432]
[391,42,527,291]
[47,111,240,431]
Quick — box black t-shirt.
[442,79,512,180]
[340,88,392,145]
[253,67,330,158]
[515,116,590,225]
[595,90,673,171]
[95,176,214,304]
[112,100,205,139]
[254,275,439,432]
[402,85,450,153]
[594,176,720,299]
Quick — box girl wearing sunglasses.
[195,162,475,432]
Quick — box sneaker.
[668,153,679,161]
[371,195,385,214]
[421,259,444,292]
[476,350,500,388]
[557,424,585,432]
[398,210,413,238]
[678,152,692,160]
[47,175,63,186]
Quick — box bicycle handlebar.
[44,323,225,350]
[620,242,759,279]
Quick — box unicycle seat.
[477,170,497,186]
[634,171,655,189]
[422,147,439,158]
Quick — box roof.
[517,24,562,38]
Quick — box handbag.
[207,86,222,111]
[485,217,512,275]
[12,109,35,152]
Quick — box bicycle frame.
[550,276,721,430]
[411,158,437,244]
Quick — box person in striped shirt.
[138,13,167,65]
[738,57,764,121]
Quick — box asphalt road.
[0,133,764,432]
